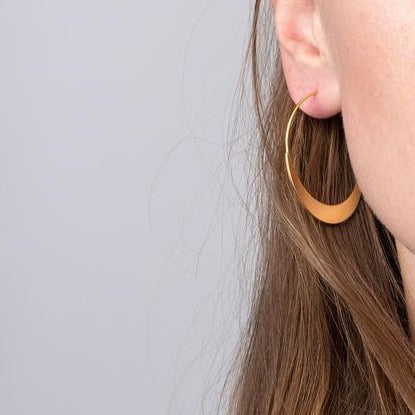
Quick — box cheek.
[332,2,415,252]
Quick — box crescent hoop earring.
[284,90,362,225]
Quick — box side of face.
[273,0,415,253]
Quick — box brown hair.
[222,1,415,413]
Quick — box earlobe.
[273,0,341,118]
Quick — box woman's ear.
[272,0,341,118]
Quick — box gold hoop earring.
[284,90,361,225]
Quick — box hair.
[222,1,415,414]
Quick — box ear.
[272,0,341,118]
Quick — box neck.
[396,239,415,346]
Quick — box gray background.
[0,1,253,414]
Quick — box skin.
[272,0,415,343]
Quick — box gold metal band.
[284,91,361,224]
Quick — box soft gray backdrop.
[0,1,253,414]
